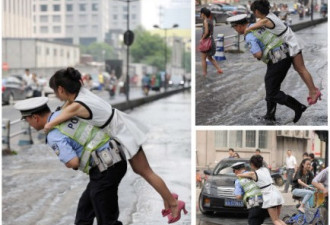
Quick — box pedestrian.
[309,153,317,175]
[31,73,42,97]
[245,0,322,105]
[237,155,285,225]
[232,162,266,225]
[199,7,223,78]
[255,149,261,155]
[312,167,328,225]
[108,72,117,99]
[302,152,309,159]
[284,149,297,193]
[292,158,315,213]
[14,97,127,225]
[227,15,307,124]
[98,70,104,90]
[43,67,187,223]
[234,152,240,158]
[83,74,94,91]
[228,148,235,158]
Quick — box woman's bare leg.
[292,53,319,99]
[129,148,178,217]
[267,207,286,225]
[207,56,223,73]
[201,53,208,77]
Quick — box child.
[44,67,187,223]
[245,0,321,105]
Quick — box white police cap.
[231,162,246,169]
[14,97,49,118]
[227,14,248,24]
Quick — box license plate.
[224,199,244,207]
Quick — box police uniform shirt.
[46,111,109,164]
[245,24,266,55]
[234,170,249,197]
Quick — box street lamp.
[153,24,179,91]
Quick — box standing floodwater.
[196,23,327,125]
[2,92,191,225]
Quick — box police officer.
[227,14,307,124]
[14,97,127,225]
[232,162,267,225]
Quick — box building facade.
[32,0,109,45]
[2,0,34,38]
[2,38,80,70]
[196,130,326,170]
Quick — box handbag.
[198,37,212,52]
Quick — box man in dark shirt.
[309,153,317,175]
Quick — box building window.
[113,15,118,20]
[132,14,136,20]
[92,14,98,21]
[66,4,73,11]
[79,25,87,33]
[66,25,73,34]
[123,6,128,11]
[40,26,48,33]
[53,4,60,11]
[53,26,61,33]
[92,3,98,11]
[79,15,87,22]
[79,4,86,11]
[60,49,64,56]
[67,51,70,59]
[40,5,48,11]
[66,15,74,23]
[229,131,242,148]
[46,48,50,55]
[246,131,256,148]
[40,15,48,22]
[34,26,36,34]
[53,15,61,22]
[33,4,35,12]
[258,131,267,149]
[92,25,98,33]
[123,14,127,20]
[33,16,36,22]
[54,49,57,56]
[215,131,228,148]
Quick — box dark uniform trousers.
[264,56,292,105]
[75,160,127,225]
[248,206,268,225]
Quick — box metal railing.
[223,34,245,52]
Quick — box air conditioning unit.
[283,130,292,137]
[303,131,310,139]
[276,131,283,136]
[294,130,304,138]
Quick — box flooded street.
[196,22,328,125]
[2,92,191,225]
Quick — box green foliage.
[80,42,114,62]
[130,27,171,70]
[182,51,191,73]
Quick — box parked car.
[168,75,185,87]
[2,75,32,105]
[199,158,276,215]
[196,4,232,24]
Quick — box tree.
[80,42,115,62]
[130,27,171,71]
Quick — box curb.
[112,87,191,111]
[290,17,328,32]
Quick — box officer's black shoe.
[263,101,276,125]
[285,96,307,123]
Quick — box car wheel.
[8,93,14,105]
[198,194,213,215]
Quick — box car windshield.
[213,160,251,175]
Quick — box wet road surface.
[196,22,327,125]
[2,92,191,225]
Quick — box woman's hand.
[244,28,251,35]
[44,122,53,134]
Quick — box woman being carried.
[44,67,187,223]
[237,155,285,225]
[199,7,223,78]
[245,0,321,105]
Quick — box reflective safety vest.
[55,117,110,174]
[252,28,284,64]
[239,177,263,208]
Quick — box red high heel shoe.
[307,88,321,105]
[167,200,188,224]
[161,193,179,217]
[217,69,223,74]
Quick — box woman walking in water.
[199,7,223,78]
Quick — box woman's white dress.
[266,12,304,57]
[75,88,149,159]
[255,167,284,208]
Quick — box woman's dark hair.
[298,158,311,175]
[250,0,270,15]
[309,153,315,159]
[249,155,263,169]
[49,67,82,94]
[200,7,211,18]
